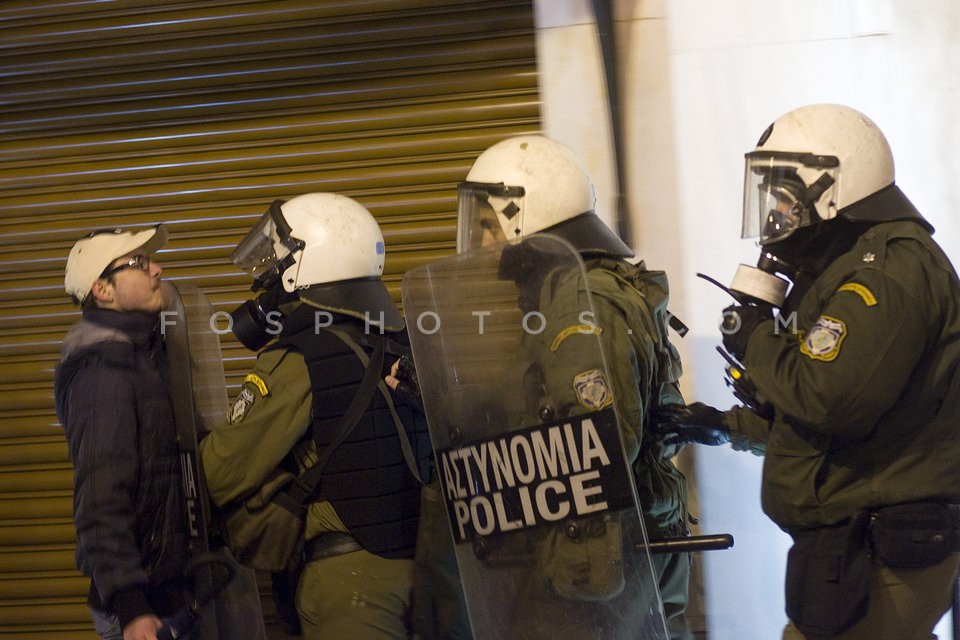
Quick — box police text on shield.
[438,409,634,542]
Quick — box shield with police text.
[401,234,668,640]
[162,282,267,640]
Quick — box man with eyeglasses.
[54,226,192,640]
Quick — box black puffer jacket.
[54,308,189,627]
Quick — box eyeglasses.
[100,254,152,279]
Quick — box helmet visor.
[457,181,524,253]
[230,199,303,290]
[742,152,839,244]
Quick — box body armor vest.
[276,310,432,559]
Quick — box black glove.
[720,303,774,361]
[650,402,730,447]
[389,355,425,414]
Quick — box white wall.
[534,0,960,638]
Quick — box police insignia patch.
[572,369,613,409]
[228,387,256,424]
[800,316,847,361]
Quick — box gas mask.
[699,244,795,310]
[229,285,299,351]
[228,200,305,350]
[727,251,792,308]
[732,154,839,307]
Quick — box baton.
[641,533,735,554]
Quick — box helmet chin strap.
[806,172,835,201]
[803,172,836,221]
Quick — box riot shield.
[161,282,267,640]
[401,235,669,640]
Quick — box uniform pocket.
[785,513,872,636]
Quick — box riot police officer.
[458,134,693,639]
[657,104,960,639]
[200,193,433,639]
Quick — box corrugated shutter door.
[0,1,539,636]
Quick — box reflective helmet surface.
[278,192,385,291]
[457,134,596,252]
[743,104,895,244]
[231,193,385,292]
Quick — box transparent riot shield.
[161,282,267,640]
[401,235,669,640]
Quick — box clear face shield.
[742,152,840,245]
[230,199,305,291]
[456,182,526,253]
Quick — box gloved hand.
[650,402,730,447]
[720,303,774,361]
[385,355,424,413]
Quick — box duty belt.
[789,503,960,549]
[305,531,362,562]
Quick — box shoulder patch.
[550,323,602,353]
[800,316,847,362]
[243,373,269,396]
[837,282,877,306]
[228,387,256,424]
[572,369,613,409]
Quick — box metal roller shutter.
[0,1,539,636]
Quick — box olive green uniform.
[524,256,691,639]
[201,346,414,640]
[726,220,960,638]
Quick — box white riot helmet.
[230,193,402,337]
[232,193,385,291]
[743,104,895,245]
[458,134,632,256]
